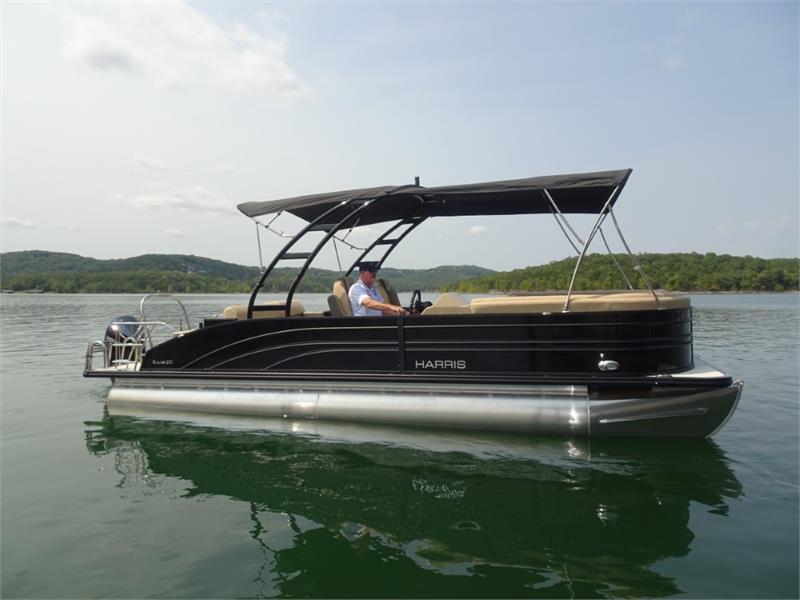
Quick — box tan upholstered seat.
[421,292,471,315]
[375,278,401,306]
[469,291,690,314]
[223,300,305,319]
[328,277,353,317]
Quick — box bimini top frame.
[239,169,632,225]
[236,169,661,317]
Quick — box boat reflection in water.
[84,407,743,598]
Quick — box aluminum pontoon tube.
[106,378,743,438]
[109,381,588,435]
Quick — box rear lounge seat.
[469,291,690,314]
[420,291,689,315]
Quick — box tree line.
[0,251,493,293]
[2,251,796,293]
[444,253,799,293]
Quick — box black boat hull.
[141,308,694,376]
[86,308,741,437]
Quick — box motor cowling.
[105,316,143,363]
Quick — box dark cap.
[358,261,380,272]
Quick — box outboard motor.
[104,316,143,363]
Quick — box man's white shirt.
[349,279,384,316]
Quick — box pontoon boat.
[84,169,742,437]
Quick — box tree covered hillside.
[0,251,493,293]
[445,253,799,293]
[2,250,796,293]
[0,251,261,280]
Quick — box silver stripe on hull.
[107,378,743,438]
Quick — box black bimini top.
[238,169,632,228]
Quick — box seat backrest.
[420,292,471,315]
[222,300,305,319]
[375,278,401,306]
[329,276,353,317]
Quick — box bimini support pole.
[545,200,582,255]
[562,168,634,312]
[544,188,633,290]
[609,207,660,308]
[563,187,619,312]
[543,189,585,249]
[254,221,264,272]
[599,228,634,290]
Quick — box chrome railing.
[84,320,175,372]
[86,293,194,373]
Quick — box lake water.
[1,293,798,598]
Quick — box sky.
[1,1,797,272]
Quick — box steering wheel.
[407,289,431,315]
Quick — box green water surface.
[1,293,798,598]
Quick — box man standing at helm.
[349,261,408,316]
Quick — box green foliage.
[0,251,494,293]
[444,253,799,293]
[0,270,250,294]
[377,265,494,292]
[0,251,261,280]
[3,250,796,294]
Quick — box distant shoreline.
[2,250,798,294]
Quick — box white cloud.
[662,54,683,69]
[115,182,233,215]
[3,217,36,229]
[137,155,176,172]
[63,15,143,74]
[717,215,796,236]
[163,228,185,238]
[57,224,80,231]
[63,2,309,99]
[212,164,235,174]
[469,225,487,236]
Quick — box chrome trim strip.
[598,406,708,424]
